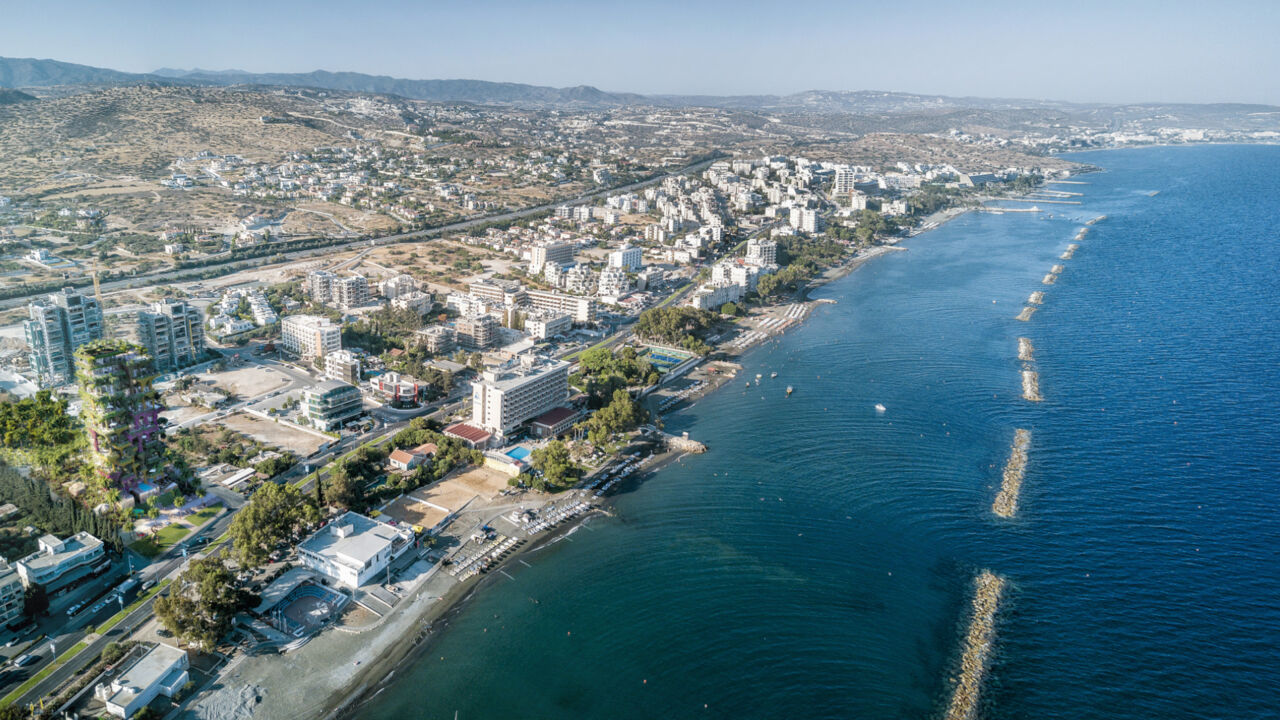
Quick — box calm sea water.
[357,145,1280,720]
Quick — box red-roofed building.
[389,442,439,471]
[443,422,493,448]
[530,406,582,438]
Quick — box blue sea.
[355,145,1280,719]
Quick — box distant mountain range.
[2,56,1277,120]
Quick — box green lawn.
[129,505,222,558]
[0,641,87,707]
[129,523,192,558]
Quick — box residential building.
[563,265,596,295]
[471,355,570,438]
[96,643,189,719]
[378,274,417,299]
[135,299,205,373]
[281,315,342,360]
[388,442,437,471]
[745,237,778,266]
[307,270,338,303]
[455,314,498,349]
[832,167,857,195]
[303,380,363,431]
[688,281,742,311]
[297,511,414,588]
[608,245,643,271]
[16,532,107,592]
[0,560,25,629]
[416,325,456,354]
[333,275,372,310]
[523,310,572,340]
[711,261,763,292]
[391,290,432,315]
[597,266,631,298]
[24,287,104,387]
[76,341,166,496]
[526,289,595,323]
[529,242,576,274]
[324,349,362,385]
[789,207,824,234]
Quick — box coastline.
[190,203,968,720]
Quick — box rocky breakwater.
[944,571,1007,720]
[991,429,1032,518]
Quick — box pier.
[992,429,1032,518]
[1027,291,1044,305]
[1022,369,1042,402]
[1001,197,1082,205]
[1086,215,1107,225]
[944,571,1006,720]
[1017,338,1034,362]
[1046,179,1089,185]
[1015,306,1036,322]
[977,206,1042,213]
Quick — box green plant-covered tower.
[75,340,167,497]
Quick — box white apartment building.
[16,532,106,592]
[379,274,418,299]
[333,275,372,310]
[524,310,572,340]
[745,237,778,266]
[711,261,763,293]
[688,281,743,311]
[416,325,456,354]
[281,315,342,359]
[597,266,631,298]
[324,349,363,384]
[789,207,824,234]
[608,245,643,271]
[455,313,499,349]
[563,265,596,295]
[530,242,576,274]
[832,167,858,195]
[0,560,24,629]
[471,355,570,437]
[526,289,596,323]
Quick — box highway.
[0,155,722,311]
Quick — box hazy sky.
[4,0,1279,104]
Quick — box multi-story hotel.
[471,355,570,438]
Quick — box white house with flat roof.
[297,512,414,588]
[96,643,189,718]
[16,531,106,592]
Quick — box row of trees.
[0,463,125,551]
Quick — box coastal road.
[5,508,239,711]
[0,156,722,311]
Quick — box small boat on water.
[770,372,778,379]
[756,373,762,380]
[875,403,887,413]
[786,386,794,396]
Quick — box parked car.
[65,603,83,617]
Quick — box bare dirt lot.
[199,366,291,399]
[381,495,450,531]
[447,466,510,500]
[216,411,327,456]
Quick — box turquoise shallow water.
[355,145,1280,720]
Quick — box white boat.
[875,403,886,413]
[770,372,778,379]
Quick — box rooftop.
[107,643,186,711]
[19,531,101,573]
[298,511,407,571]
[532,406,579,427]
[443,422,493,445]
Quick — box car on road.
[12,653,39,667]
[141,579,157,591]
[65,603,83,617]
